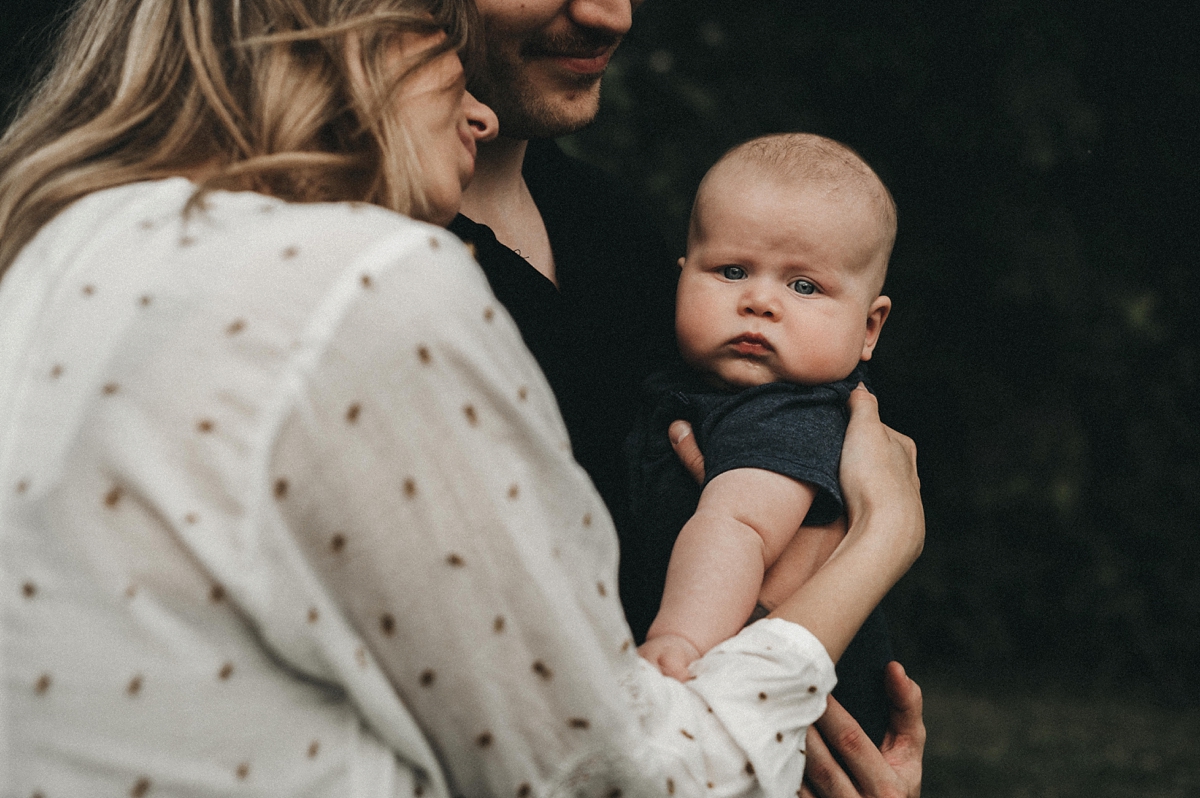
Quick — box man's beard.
[470,24,618,139]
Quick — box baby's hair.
[691,133,897,284]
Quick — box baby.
[628,133,896,712]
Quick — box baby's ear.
[860,295,892,361]
[677,256,687,271]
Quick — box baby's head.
[676,133,895,389]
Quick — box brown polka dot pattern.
[807,685,818,693]
[532,660,552,680]
[419,669,435,687]
[307,740,320,758]
[139,294,152,307]
[105,486,122,508]
[49,364,63,379]
[380,613,396,636]
[131,777,151,797]
[582,513,592,527]
[34,673,52,694]
[102,382,119,395]
[620,640,630,653]
[776,732,784,743]
[517,386,528,401]
[758,692,768,701]
[463,405,478,425]
[679,729,694,740]
[127,675,143,696]
[607,789,622,798]
[417,345,431,364]
[567,718,590,729]
[667,778,675,794]
[125,584,138,599]
[236,762,250,780]
[493,615,505,633]
[360,274,373,288]
[218,662,234,680]
[330,533,346,553]
[282,246,299,259]
[209,584,226,603]
[596,581,606,597]
[517,784,532,797]
[429,237,440,249]
[22,581,36,598]
[507,484,519,500]
[744,762,755,776]
[345,403,361,423]
[16,480,29,494]
[307,607,319,623]
[446,553,464,567]
[226,319,246,335]
[197,419,214,433]
[82,284,95,296]
[180,236,196,247]
[403,478,417,498]
[476,731,493,748]
[355,647,367,668]
[184,512,199,524]
[273,478,288,499]
[483,307,495,322]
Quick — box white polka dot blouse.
[0,179,835,797]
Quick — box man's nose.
[567,0,633,36]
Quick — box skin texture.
[385,31,499,225]
[676,169,891,389]
[469,0,639,138]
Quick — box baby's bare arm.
[641,468,817,677]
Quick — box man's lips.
[545,48,613,75]
[728,334,774,355]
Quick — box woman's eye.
[789,279,817,295]
[720,266,747,280]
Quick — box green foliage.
[566,0,1200,699]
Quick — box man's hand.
[669,419,705,483]
[801,662,925,798]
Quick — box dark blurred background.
[4,0,1198,792]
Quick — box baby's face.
[676,174,891,389]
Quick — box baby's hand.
[638,634,702,681]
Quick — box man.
[451,3,925,795]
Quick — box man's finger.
[882,661,926,752]
[802,721,859,798]
[813,695,890,795]
[669,420,705,484]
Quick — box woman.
[0,0,924,795]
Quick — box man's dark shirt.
[449,140,678,557]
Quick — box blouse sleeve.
[267,227,836,797]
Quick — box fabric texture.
[624,364,893,744]
[0,179,836,797]
[449,139,679,585]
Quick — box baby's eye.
[789,279,817,295]
[720,265,747,280]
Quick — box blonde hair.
[0,0,476,277]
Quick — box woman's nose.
[464,91,498,143]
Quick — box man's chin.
[477,75,602,139]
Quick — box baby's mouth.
[728,334,774,355]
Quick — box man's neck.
[460,135,557,284]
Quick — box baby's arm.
[640,467,817,680]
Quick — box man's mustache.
[521,28,622,59]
